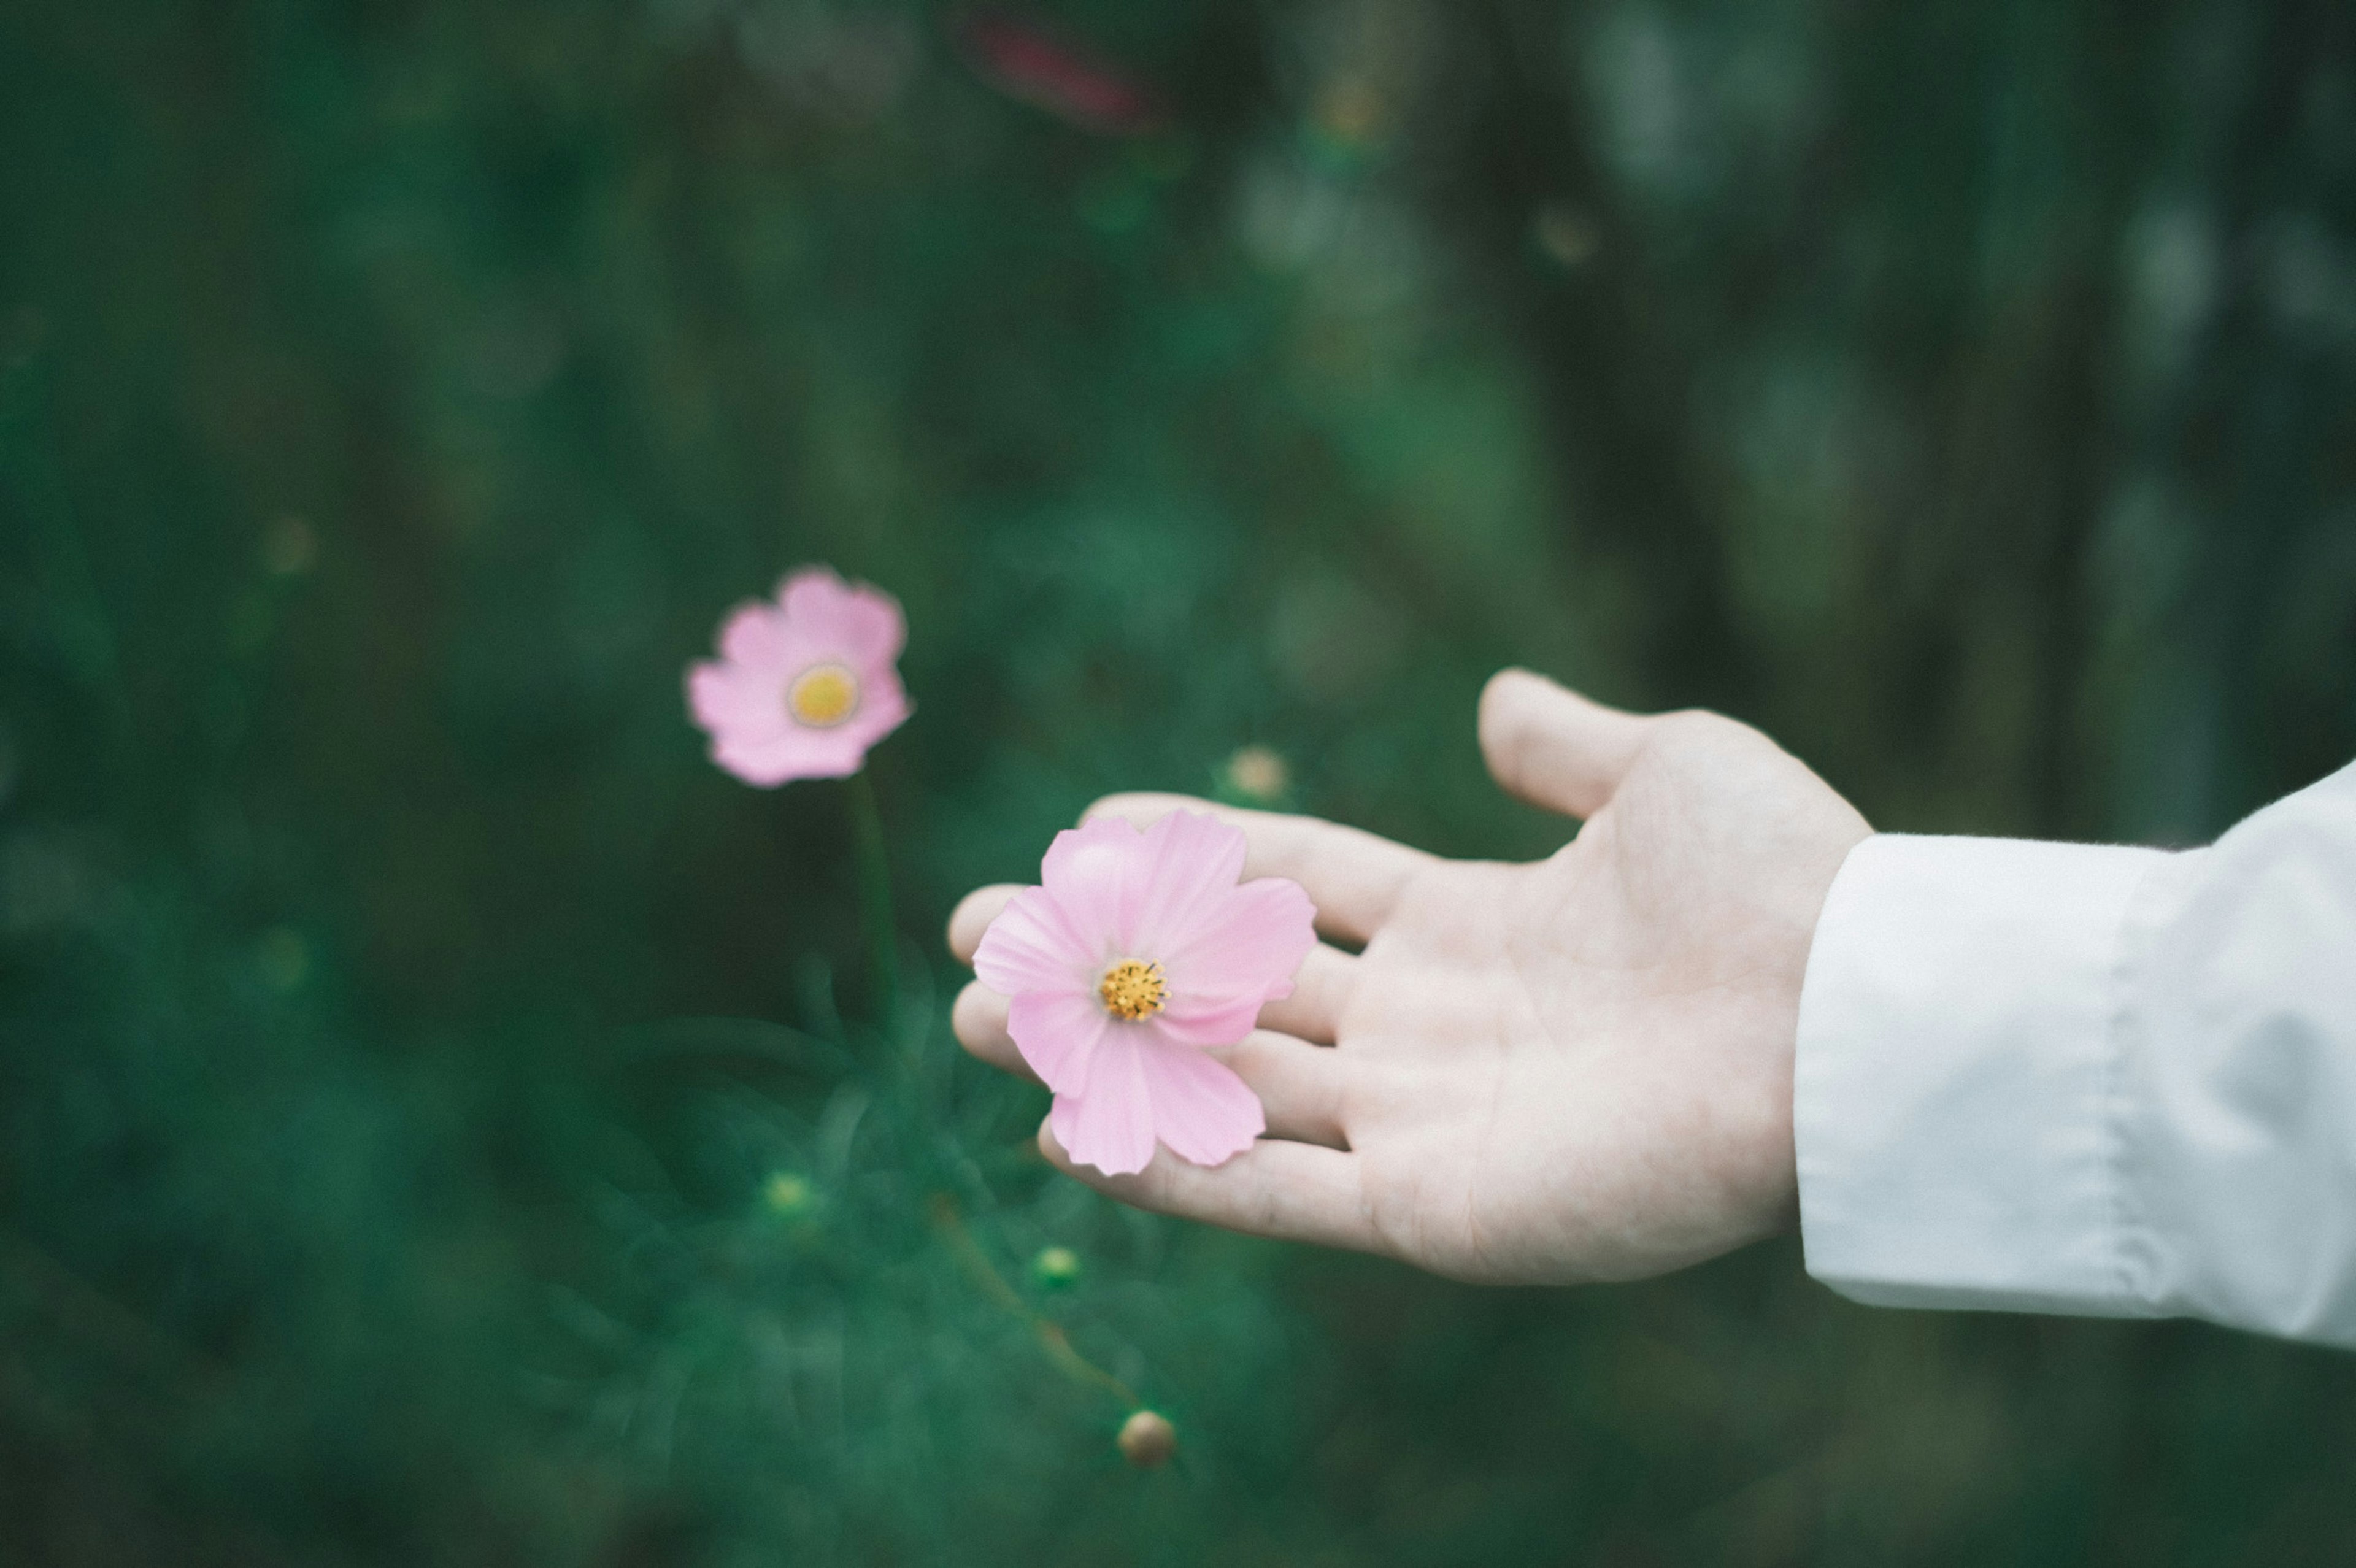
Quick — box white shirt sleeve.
[1793,759,2356,1348]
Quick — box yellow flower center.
[786,663,861,728]
[1098,959,1168,1021]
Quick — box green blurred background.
[4,0,2355,1562]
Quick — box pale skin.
[945,669,1872,1285]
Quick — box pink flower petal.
[1049,1030,1157,1176]
[712,728,872,784]
[1147,989,1267,1048]
[1034,810,1255,958]
[1122,811,1253,958]
[1047,1026,1265,1175]
[686,660,785,743]
[779,568,908,666]
[688,664,803,786]
[1006,987,1107,1094]
[973,885,1098,998]
[1037,815,1155,953]
[777,566,849,617]
[717,601,794,671]
[835,669,912,749]
[1160,874,1318,1013]
[1135,1031,1264,1166]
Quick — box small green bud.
[1218,745,1290,805]
[1032,1245,1082,1289]
[761,1171,815,1220]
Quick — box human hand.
[945,671,1870,1285]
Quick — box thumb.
[1478,668,1655,820]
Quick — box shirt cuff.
[1794,832,2172,1316]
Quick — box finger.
[1205,1029,1349,1149]
[951,980,1037,1084]
[1255,943,1357,1045]
[946,884,1022,966]
[1041,1121,1377,1255]
[1478,667,1657,820]
[1083,793,1432,943]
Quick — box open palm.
[947,671,1869,1285]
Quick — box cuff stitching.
[2100,849,2177,1313]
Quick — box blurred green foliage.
[4,0,2355,1562]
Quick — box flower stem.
[844,769,900,1031]
[928,1194,1139,1409]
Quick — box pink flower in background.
[687,567,911,785]
[955,10,1165,137]
[975,812,1317,1176]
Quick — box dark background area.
[3,1,2354,1562]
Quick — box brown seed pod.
[1117,1409,1177,1469]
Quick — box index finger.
[1084,793,1433,944]
[946,883,1022,966]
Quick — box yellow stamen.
[786,663,860,728]
[1098,959,1168,1021]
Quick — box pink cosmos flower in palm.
[687,567,911,784]
[974,812,1317,1176]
